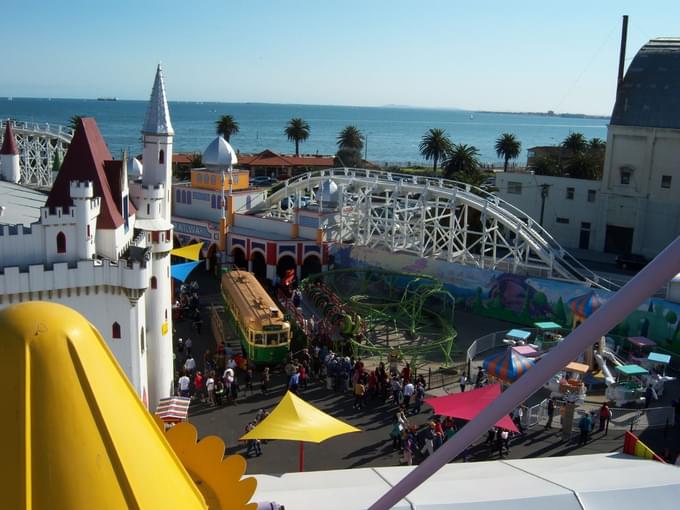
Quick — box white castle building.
[0,65,175,409]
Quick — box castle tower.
[139,65,174,410]
[1,121,20,183]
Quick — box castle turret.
[137,65,175,410]
[69,180,99,260]
[1,121,20,183]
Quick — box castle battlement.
[0,224,33,237]
[69,180,94,199]
[130,180,165,200]
[0,257,150,297]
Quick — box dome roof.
[203,135,238,167]
[611,38,680,129]
[127,156,143,178]
[319,179,339,203]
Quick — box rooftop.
[1,122,19,155]
[611,38,680,129]
[142,64,174,136]
[0,181,46,226]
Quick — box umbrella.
[0,301,207,508]
[155,396,191,423]
[171,261,200,282]
[424,384,519,433]
[171,242,204,261]
[483,347,535,382]
[240,391,360,471]
[568,291,603,320]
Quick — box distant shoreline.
[1,96,610,119]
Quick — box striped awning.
[155,397,191,423]
[483,347,535,382]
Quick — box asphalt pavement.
[176,267,680,475]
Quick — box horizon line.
[0,96,612,118]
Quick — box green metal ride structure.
[301,268,457,369]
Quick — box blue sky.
[2,0,679,114]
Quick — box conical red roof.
[45,118,123,229]
[1,122,19,155]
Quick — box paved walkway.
[175,268,680,474]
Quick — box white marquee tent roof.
[252,454,680,510]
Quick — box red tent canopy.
[424,383,519,433]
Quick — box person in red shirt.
[193,371,205,402]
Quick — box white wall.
[495,173,601,250]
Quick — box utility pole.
[539,184,551,226]
[617,15,629,90]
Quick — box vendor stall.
[483,347,535,383]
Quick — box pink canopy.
[424,383,519,433]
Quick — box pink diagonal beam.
[369,236,680,510]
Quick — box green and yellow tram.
[221,270,291,365]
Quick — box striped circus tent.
[568,291,604,321]
[155,396,191,423]
[483,347,535,382]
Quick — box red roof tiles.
[238,149,333,168]
[45,118,124,229]
[1,122,19,155]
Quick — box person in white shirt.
[206,375,216,406]
[178,373,191,397]
[184,356,196,374]
[184,337,193,355]
[402,381,415,409]
[459,374,467,393]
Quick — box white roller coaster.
[248,168,618,290]
[0,119,73,187]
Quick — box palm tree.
[337,125,364,151]
[443,143,481,177]
[494,133,521,172]
[562,132,587,154]
[285,118,310,156]
[68,115,83,131]
[419,128,453,173]
[215,115,240,142]
[588,138,606,151]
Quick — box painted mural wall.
[331,245,680,356]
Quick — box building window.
[176,189,181,202]
[112,322,121,339]
[140,328,145,354]
[165,309,168,320]
[507,182,522,194]
[620,167,633,185]
[566,187,575,200]
[556,217,569,224]
[581,222,591,229]
[211,175,216,185]
[159,149,165,164]
[150,276,157,289]
[587,190,596,202]
[87,224,91,238]
[56,231,66,253]
[662,175,672,189]
[147,203,150,215]
[152,231,159,242]
[211,195,217,209]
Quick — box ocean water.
[0,98,608,165]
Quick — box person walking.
[184,355,196,376]
[245,421,262,457]
[421,422,435,457]
[413,382,425,414]
[353,379,366,409]
[185,337,193,356]
[289,367,301,395]
[599,403,612,434]
[193,371,205,402]
[645,385,657,408]
[402,381,415,410]
[178,372,191,398]
[261,367,270,394]
[578,412,593,446]
[206,372,216,406]
[459,373,467,393]
[545,398,555,430]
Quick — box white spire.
[142,64,174,136]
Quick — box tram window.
[267,334,276,345]
[254,333,264,345]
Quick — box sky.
[1,0,679,115]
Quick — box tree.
[190,152,203,168]
[443,143,481,177]
[562,132,587,154]
[532,155,561,176]
[588,138,606,151]
[285,117,310,156]
[68,115,83,131]
[215,115,239,142]
[51,152,62,173]
[494,133,521,172]
[337,125,364,151]
[419,128,453,173]
[333,147,363,168]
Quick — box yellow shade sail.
[172,242,204,261]
[240,391,360,443]
[0,302,207,510]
